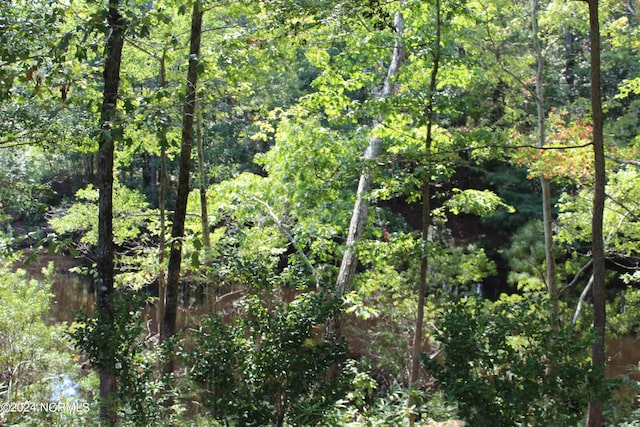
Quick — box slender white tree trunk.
[532,0,558,326]
[335,9,405,298]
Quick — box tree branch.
[252,196,320,288]
[572,273,594,324]
[560,258,593,294]
[376,121,593,152]
[605,154,640,167]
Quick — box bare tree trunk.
[161,1,204,375]
[96,0,125,423]
[408,1,440,425]
[157,50,168,335]
[585,0,606,425]
[157,145,167,333]
[531,0,558,327]
[335,7,405,299]
[196,108,211,252]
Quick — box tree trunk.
[585,0,606,425]
[531,0,558,327]
[196,108,211,252]
[157,144,167,333]
[157,50,168,335]
[408,1,439,425]
[161,1,204,374]
[564,29,578,102]
[96,0,125,423]
[335,8,405,299]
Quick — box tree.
[584,0,606,424]
[531,0,559,326]
[95,0,126,422]
[196,109,211,254]
[0,0,66,102]
[409,0,440,423]
[161,0,204,374]
[335,3,405,301]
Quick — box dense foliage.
[181,292,347,426]
[0,257,95,426]
[426,293,602,425]
[1,0,639,425]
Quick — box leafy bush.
[181,291,350,426]
[70,289,175,426]
[0,257,92,426]
[331,382,459,427]
[425,293,605,426]
[608,286,640,336]
[0,149,55,231]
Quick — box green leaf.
[445,189,514,217]
[190,251,200,269]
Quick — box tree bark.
[96,0,125,423]
[408,1,439,425]
[157,144,167,333]
[196,108,211,253]
[157,50,168,335]
[161,1,204,374]
[531,0,558,327]
[585,0,606,425]
[335,8,405,299]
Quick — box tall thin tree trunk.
[157,145,167,333]
[564,30,578,102]
[532,0,558,327]
[408,1,440,425]
[161,1,204,374]
[335,8,405,299]
[157,50,167,335]
[96,0,125,423]
[196,108,211,252]
[585,0,606,424]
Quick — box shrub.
[181,290,350,426]
[424,293,605,426]
[70,289,176,426]
[0,257,93,426]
